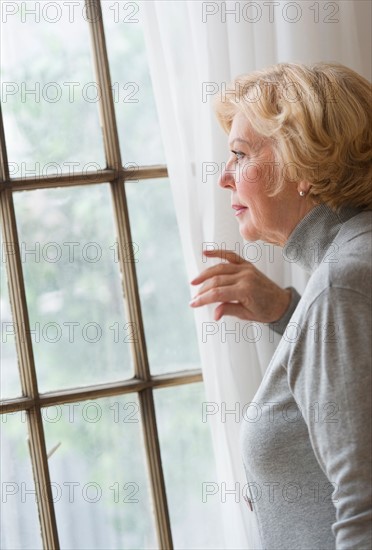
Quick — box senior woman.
[190,63,371,549]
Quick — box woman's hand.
[189,249,292,323]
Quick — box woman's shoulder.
[327,209,372,295]
[299,210,371,308]
[336,208,372,244]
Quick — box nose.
[218,158,236,190]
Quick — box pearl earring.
[299,191,306,197]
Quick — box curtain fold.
[141,1,371,547]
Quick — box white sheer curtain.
[141,1,371,547]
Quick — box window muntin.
[1,229,22,399]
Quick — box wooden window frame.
[0,2,203,548]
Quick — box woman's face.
[218,112,311,246]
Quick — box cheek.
[237,164,263,199]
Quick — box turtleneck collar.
[282,203,363,274]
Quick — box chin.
[240,226,260,243]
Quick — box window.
[0,2,224,548]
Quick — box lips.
[232,204,248,216]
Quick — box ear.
[297,180,312,195]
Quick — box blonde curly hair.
[214,62,372,210]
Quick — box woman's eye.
[231,150,245,161]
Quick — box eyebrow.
[229,137,263,152]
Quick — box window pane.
[0,229,22,399]
[125,178,199,375]
[154,383,224,549]
[0,412,43,549]
[102,2,165,165]
[2,1,105,177]
[43,395,157,549]
[13,184,133,392]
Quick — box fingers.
[203,249,246,264]
[194,273,239,299]
[191,263,240,285]
[189,248,287,324]
[190,285,241,308]
[189,249,255,321]
[191,251,251,285]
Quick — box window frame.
[0,2,203,548]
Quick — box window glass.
[2,1,105,177]
[125,178,200,375]
[43,394,157,549]
[0,412,43,549]
[154,383,224,549]
[102,1,166,165]
[13,184,134,392]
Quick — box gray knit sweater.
[240,203,372,550]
